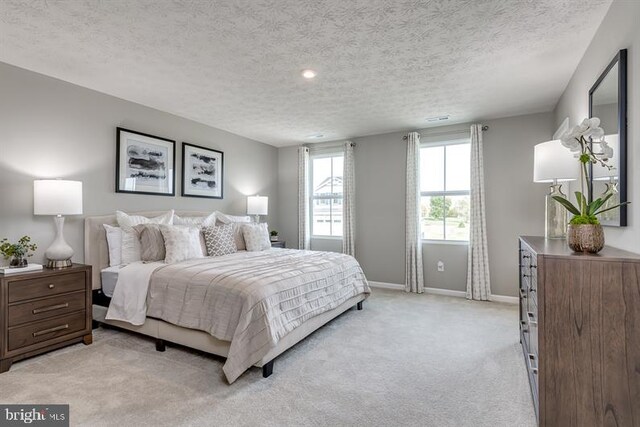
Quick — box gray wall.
[553,0,640,253]
[0,62,278,265]
[278,112,552,297]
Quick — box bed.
[85,211,370,383]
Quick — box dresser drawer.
[8,272,85,303]
[8,311,86,351]
[8,291,86,327]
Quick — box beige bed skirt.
[93,292,365,368]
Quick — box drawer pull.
[529,287,536,293]
[519,288,527,298]
[530,265,537,270]
[48,284,55,289]
[32,303,69,315]
[522,254,531,259]
[520,320,529,332]
[527,311,538,327]
[527,353,538,375]
[32,324,69,337]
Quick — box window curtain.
[298,146,310,250]
[342,141,356,257]
[466,124,491,301]
[405,132,424,293]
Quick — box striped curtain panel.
[342,141,356,257]
[298,146,310,250]
[405,132,424,293]
[466,124,491,300]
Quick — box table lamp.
[533,140,579,239]
[34,180,83,268]
[247,195,268,223]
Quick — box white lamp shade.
[247,196,268,216]
[34,180,83,215]
[533,140,580,183]
[593,134,619,181]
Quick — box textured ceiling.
[0,0,612,147]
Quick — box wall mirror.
[589,48,627,227]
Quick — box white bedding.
[105,261,163,325]
[100,265,124,297]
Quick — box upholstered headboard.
[84,211,210,290]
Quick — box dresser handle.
[519,288,527,298]
[529,287,536,293]
[530,265,537,270]
[32,324,69,337]
[522,254,531,259]
[520,320,529,332]
[527,353,538,375]
[48,284,55,289]
[527,311,538,327]
[32,303,69,315]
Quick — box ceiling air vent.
[425,115,449,122]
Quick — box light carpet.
[0,289,536,427]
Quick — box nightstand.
[271,241,286,248]
[0,264,92,373]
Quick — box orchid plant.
[552,117,628,225]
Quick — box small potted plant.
[0,236,38,268]
[270,230,279,242]
[553,118,629,253]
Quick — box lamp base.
[46,258,73,269]
[545,183,568,239]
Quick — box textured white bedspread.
[108,249,370,383]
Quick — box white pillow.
[216,212,252,250]
[159,225,204,264]
[116,210,174,264]
[103,224,122,267]
[174,212,216,228]
[242,223,271,252]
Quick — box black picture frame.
[115,127,176,196]
[588,48,627,227]
[181,142,224,199]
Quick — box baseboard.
[368,281,404,290]
[368,281,518,304]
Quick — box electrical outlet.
[437,261,445,272]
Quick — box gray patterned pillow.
[241,223,271,252]
[203,224,237,257]
[159,225,204,264]
[133,224,166,262]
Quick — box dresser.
[519,236,640,426]
[0,264,92,373]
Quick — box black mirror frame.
[588,48,627,227]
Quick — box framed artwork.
[181,142,224,199]
[116,127,175,196]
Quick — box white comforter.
[106,249,370,383]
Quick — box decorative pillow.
[174,212,216,228]
[103,224,122,266]
[133,224,166,262]
[242,223,271,252]
[203,224,237,257]
[116,210,174,264]
[215,212,252,250]
[159,225,204,264]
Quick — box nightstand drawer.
[8,272,85,303]
[8,291,86,327]
[8,311,86,351]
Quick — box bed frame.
[85,211,365,379]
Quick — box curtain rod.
[402,125,489,140]
[305,141,356,148]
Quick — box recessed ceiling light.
[302,69,317,79]
[425,115,450,122]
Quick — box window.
[420,141,470,241]
[310,154,343,237]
